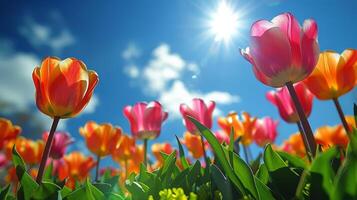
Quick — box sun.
[209,1,240,44]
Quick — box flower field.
[1,10,357,200]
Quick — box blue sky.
[0,0,357,165]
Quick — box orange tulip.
[0,118,21,149]
[280,133,306,157]
[80,121,122,157]
[182,132,205,159]
[32,57,99,118]
[58,152,96,189]
[304,49,357,100]
[112,134,136,163]
[6,137,44,165]
[315,125,349,150]
[218,112,257,146]
[152,142,174,167]
[345,115,356,130]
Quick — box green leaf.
[60,186,72,198]
[175,135,189,170]
[0,185,11,200]
[125,181,149,200]
[256,164,269,185]
[12,146,39,200]
[188,161,201,186]
[43,161,54,181]
[277,151,307,169]
[210,164,233,200]
[31,181,61,200]
[228,127,235,152]
[230,150,259,199]
[264,144,300,200]
[254,177,275,200]
[187,116,247,196]
[309,147,338,199]
[331,155,357,200]
[250,153,262,174]
[65,179,105,200]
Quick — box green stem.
[36,117,60,184]
[143,139,148,167]
[286,82,316,157]
[296,122,312,162]
[95,155,101,182]
[333,98,350,133]
[200,135,208,165]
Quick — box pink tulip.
[180,98,215,135]
[253,117,278,147]
[0,153,8,168]
[240,12,319,87]
[123,101,168,140]
[42,131,73,159]
[214,130,230,145]
[266,82,314,123]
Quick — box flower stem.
[143,139,148,167]
[333,98,350,133]
[200,135,208,165]
[296,122,312,162]
[242,144,250,164]
[36,117,60,184]
[125,159,128,179]
[286,82,316,157]
[95,155,101,182]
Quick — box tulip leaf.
[254,177,275,200]
[210,164,233,200]
[188,116,247,197]
[264,144,300,199]
[309,147,338,199]
[188,161,201,186]
[43,161,54,181]
[60,186,72,198]
[228,127,235,152]
[277,151,307,169]
[125,181,149,200]
[12,146,39,200]
[65,179,105,200]
[256,164,269,185]
[175,135,190,169]
[229,148,259,199]
[31,181,61,200]
[0,185,10,200]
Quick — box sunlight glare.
[209,1,240,44]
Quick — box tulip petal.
[250,26,292,78]
[272,13,302,67]
[301,19,319,75]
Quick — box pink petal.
[250,26,292,78]
[301,19,319,75]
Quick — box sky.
[1,0,357,166]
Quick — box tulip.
[0,118,21,149]
[280,133,306,158]
[42,131,73,159]
[314,125,349,150]
[180,98,215,163]
[253,117,278,147]
[241,12,319,157]
[240,12,319,88]
[267,83,314,123]
[214,130,230,145]
[180,98,215,135]
[80,121,122,181]
[345,115,356,130]
[304,49,357,133]
[58,152,96,189]
[112,134,136,163]
[152,142,174,167]
[181,132,206,160]
[6,137,44,165]
[124,101,168,166]
[0,153,8,168]
[33,56,99,184]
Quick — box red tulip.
[266,82,314,123]
[180,98,215,135]
[241,12,319,87]
[43,131,73,159]
[123,101,168,140]
[253,117,278,147]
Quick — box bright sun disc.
[209,1,239,44]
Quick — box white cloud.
[123,64,140,78]
[122,43,141,61]
[122,43,240,119]
[19,18,75,53]
[160,81,239,118]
